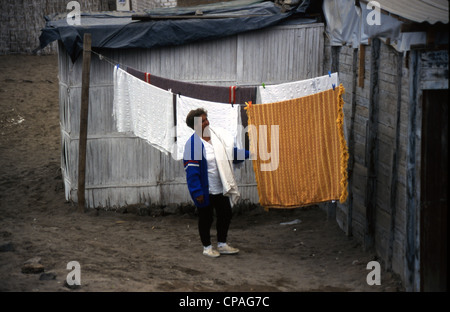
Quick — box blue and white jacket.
[183,133,249,208]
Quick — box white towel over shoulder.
[210,127,240,206]
[113,66,175,155]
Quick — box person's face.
[194,113,210,137]
[201,114,209,133]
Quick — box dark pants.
[198,194,232,247]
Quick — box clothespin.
[229,86,237,107]
[262,82,266,89]
[116,64,120,69]
[244,101,252,110]
[145,72,151,84]
[328,71,335,90]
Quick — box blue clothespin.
[328,71,335,90]
[116,64,120,69]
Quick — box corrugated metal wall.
[58,22,324,208]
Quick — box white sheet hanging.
[176,95,242,161]
[113,66,175,155]
[255,72,348,145]
[256,73,340,104]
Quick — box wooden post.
[77,33,92,213]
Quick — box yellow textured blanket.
[246,85,348,209]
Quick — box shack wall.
[326,36,448,290]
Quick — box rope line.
[89,48,248,106]
[89,49,128,69]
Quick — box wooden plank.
[358,45,365,88]
[345,48,359,236]
[405,50,420,291]
[131,14,269,20]
[325,45,342,221]
[364,38,381,251]
[77,33,92,213]
[387,52,403,271]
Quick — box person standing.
[183,108,249,257]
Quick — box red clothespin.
[229,86,237,107]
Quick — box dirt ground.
[0,54,404,293]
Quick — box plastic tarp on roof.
[323,0,448,52]
[38,0,313,62]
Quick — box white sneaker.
[203,246,220,258]
[217,243,239,255]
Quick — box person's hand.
[196,195,204,204]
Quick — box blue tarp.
[38,0,317,62]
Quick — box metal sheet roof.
[366,0,449,24]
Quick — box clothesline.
[91,49,338,108]
[90,49,338,105]
[109,54,348,209]
[90,49,250,107]
[90,49,120,68]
